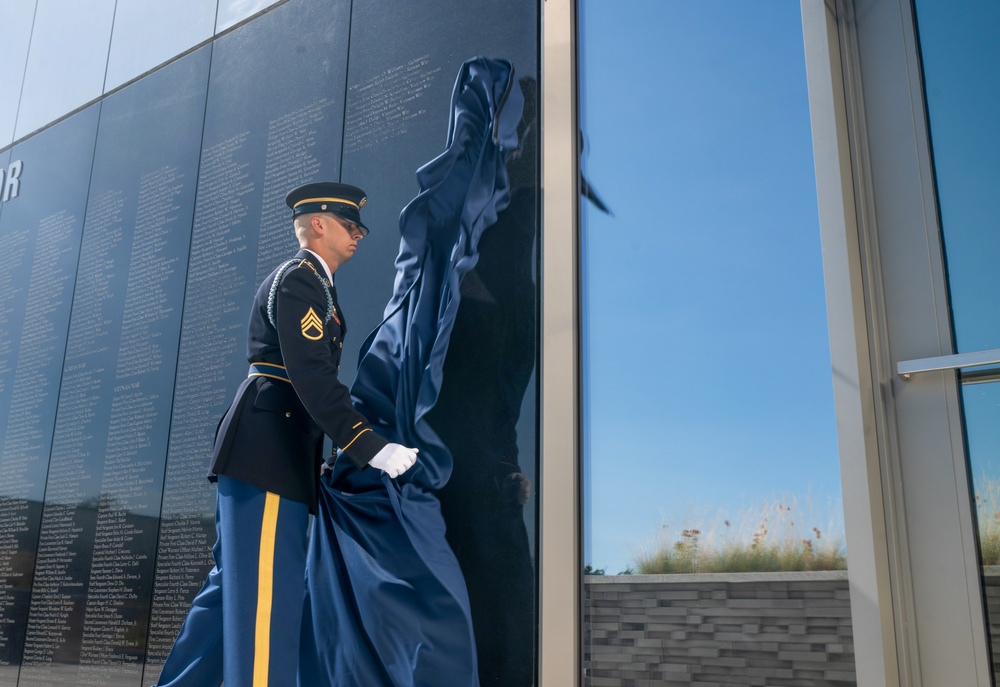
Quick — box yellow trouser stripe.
[253,492,280,687]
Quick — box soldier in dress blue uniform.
[154,182,418,687]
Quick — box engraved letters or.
[1,159,23,202]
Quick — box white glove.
[369,443,419,478]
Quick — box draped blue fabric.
[299,57,524,687]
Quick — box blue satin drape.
[298,57,524,687]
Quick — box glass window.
[914,0,1000,678]
[580,1,853,682]
[914,0,1000,355]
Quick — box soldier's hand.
[370,443,419,478]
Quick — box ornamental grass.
[631,498,847,575]
[594,474,1000,576]
[975,475,1000,566]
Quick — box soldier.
[154,182,418,687]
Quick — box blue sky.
[578,1,842,572]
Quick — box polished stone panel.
[0,1,540,683]
[14,49,210,687]
[0,104,100,687]
[340,2,539,684]
[0,1,37,147]
[15,0,115,139]
[216,0,281,32]
[105,0,216,91]
[337,0,538,376]
[142,1,350,677]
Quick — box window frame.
[539,0,581,685]
[801,0,990,684]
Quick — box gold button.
[285,412,292,418]
[339,342,343,348]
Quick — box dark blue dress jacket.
[208,249,386,511]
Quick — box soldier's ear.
[310,214,325,235]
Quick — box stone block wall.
[983,566,1000,678]
[584,571,855,686]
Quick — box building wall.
[585,570,1000,686]
[585,572,856,686]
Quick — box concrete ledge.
[586,570,850,584]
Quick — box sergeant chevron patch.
[300,307,324,340]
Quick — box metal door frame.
[802,1,991,684]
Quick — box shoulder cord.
[267,259,335,328]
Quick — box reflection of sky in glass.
[580,1,840,573]
[914,0,1000,563]
[914,0,1000,355]
[964,384,1000,481]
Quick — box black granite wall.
[0,1,539,685]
